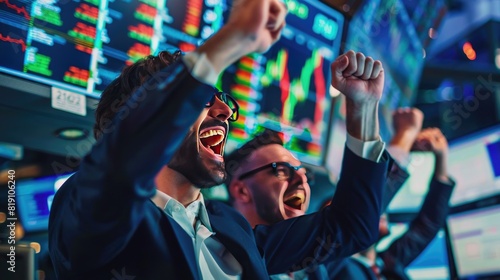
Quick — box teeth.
[200,129,224,139]
[210,138,223,147]
[199,129,224,153]
[285,193,305,204]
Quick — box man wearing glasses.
[225,130,313,228]
[49,1,389,279]
[225,130,322,279]
[225,50,389,278]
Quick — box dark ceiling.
[415,0,500,140]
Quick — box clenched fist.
[330,50,384,105]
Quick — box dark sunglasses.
[205,92,239,122]
[238,162,313,185]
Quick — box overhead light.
[55,128,88,140]
[462,42,476,60]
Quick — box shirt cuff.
[346,134,386,162]
[387,145,411,170]
[182,51,219,85]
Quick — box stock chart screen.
[338,0,424,142]
[160,0,224,52]
[219,0,344,165]
[0,0,31,72]
[0,0,99,95]
[346,0,424,108]
[0,0,342,165]
[0,0,227,97]
[402,0,447,47]
[94,0,163,92]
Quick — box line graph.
[0,0,30,20]
[0,33,26,52]
[260,48,326,136]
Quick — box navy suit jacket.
[48,60,390,279]
[329,176,455,280]
[330,258,377,280]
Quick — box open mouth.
[283,190,306,211]
[199,126,226,157]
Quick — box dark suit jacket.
[378,179,455,280]
[331,258,377,280]
[329,176,455,280]
[48,60,390,279]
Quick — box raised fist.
[226,0,287,54]
[330,50,384,105]
[413,128,448,158]
[392,107,424,137]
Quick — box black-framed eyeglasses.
[206,92,239,122]
[238,162,313,185]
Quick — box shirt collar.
[152,189,212,232]
[352,253,375,267]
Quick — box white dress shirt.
[152,191,242,279]
[386,146,411,170]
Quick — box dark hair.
[224,129,284,190]
[93,50,183,139]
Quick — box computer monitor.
[448,124,500,206]
[405,231,449,280]
[2,0,343,166]
[16,176,56,233]
[0,0,229,98]
[219,0,345,165]
[16,173,72,232]
[447,204,500,279]
[377,223,449,280]
[345,0,424,109]
[387,152,436,213]
[326,0,429,180]
[401,0,447,47]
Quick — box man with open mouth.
[48,1,391,279]
[225,130,312,228]
[225,50,392,278]
[224,131,316,279]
